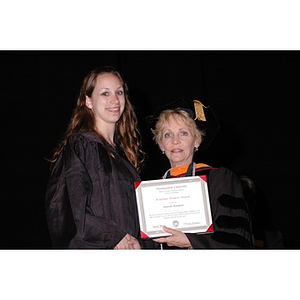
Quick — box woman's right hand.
[114,233,141,250]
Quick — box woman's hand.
[114,233,141,250]
[153,226,192,248]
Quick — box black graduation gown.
[162,165,254,249]
[45,132,141,249]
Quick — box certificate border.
[135,176,213,239]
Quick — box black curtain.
[1,50,299,248]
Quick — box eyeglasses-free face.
[158,115,200,168]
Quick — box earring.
[194,147,198,152]
[162,150,165,155]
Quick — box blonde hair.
[50,66,145,172]
[152,109,204,145]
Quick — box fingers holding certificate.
[153,226,192,248]
[134,176,213,239]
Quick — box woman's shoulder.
[65,132,106,159]
[195,164,244,198]
[68,132,102,144]
[67,132,108,151]
[195,163,216,171]
[195,163,237,179]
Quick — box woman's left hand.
[114,234,141,250]
[153,226,192,248]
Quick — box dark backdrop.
[1,50,299,248]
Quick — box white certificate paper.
[134,176,213,239]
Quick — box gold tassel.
[193,100,207,121]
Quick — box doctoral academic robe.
[162,164,254,249]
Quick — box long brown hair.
[50,66,145,172]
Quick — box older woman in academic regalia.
[146,98,253,249]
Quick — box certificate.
[134,176,213,239]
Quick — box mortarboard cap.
[146,97,220,151]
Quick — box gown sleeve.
[45,134,127,249]
[186,167,253,249]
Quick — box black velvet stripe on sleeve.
[216,215,252,233]
[218,194,249,210]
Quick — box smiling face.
[158,114,201,168]
[85,72,125,131]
